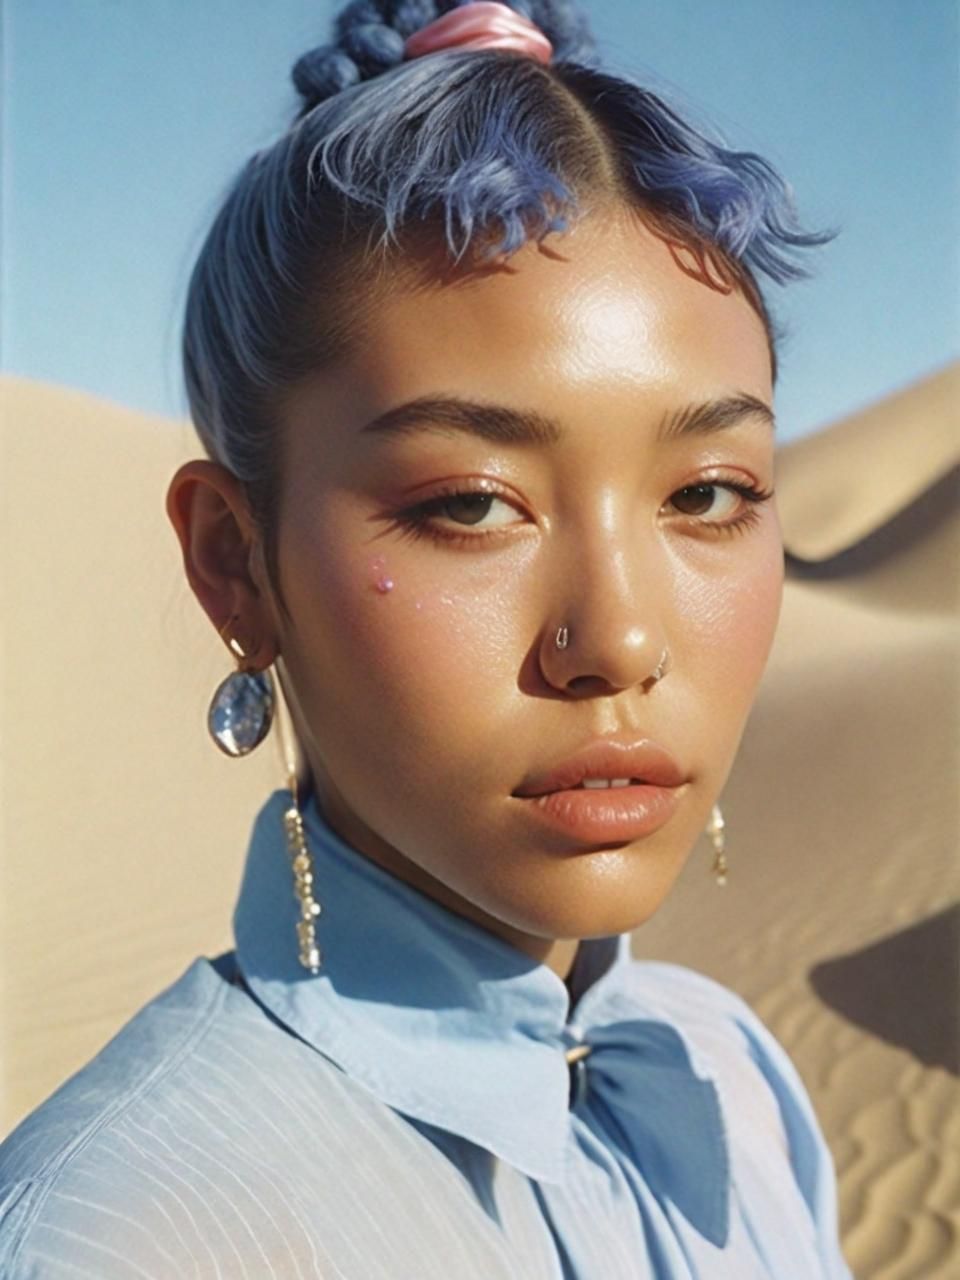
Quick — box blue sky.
[3,0,958,441]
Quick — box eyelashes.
[387,478,774,549]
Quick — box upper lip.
[512,735,688,797]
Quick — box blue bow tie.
[563,1004,730,1248]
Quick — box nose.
[539,533,668,697]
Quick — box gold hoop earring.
[706,805,728,886]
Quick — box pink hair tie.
[403,2,554,66]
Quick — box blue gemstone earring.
[207,616,323,973]
[208,616,276,756]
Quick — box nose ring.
[651,647,670,683]
[555,627,669,683]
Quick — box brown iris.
[670,484,717,516]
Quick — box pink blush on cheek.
[699,565,783,684]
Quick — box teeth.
[579,778,633,789]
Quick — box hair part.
[182,2,833,618]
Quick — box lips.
[513,737,687,798]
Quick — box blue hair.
[182,0,833,610]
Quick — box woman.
[0,2,852,1276]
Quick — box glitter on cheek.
[368,554,395,595]
[365,554,460,609]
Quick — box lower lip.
[514,784,683,844]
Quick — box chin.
[564,896,670,940]
[487,877,676,944]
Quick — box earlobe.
[165,459,275,658]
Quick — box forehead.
[279,213,775,479]
[333,210,772,412]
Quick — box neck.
[306,773,584,982]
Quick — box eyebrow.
[359,392,774,447]
[658,393,775,440]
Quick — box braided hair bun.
[291,0,598,114]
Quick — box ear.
[165,459,279,668]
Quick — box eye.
[389,476,772,549]
[669,484,741,520]
[429,490,520,528]
[663,480,774,533]
[389,481,529,548]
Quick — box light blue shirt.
[0,786,852,1278]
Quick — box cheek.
[671,527,784,699]
[284,512,528,749]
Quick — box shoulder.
[0,955,229,1187]
[618,958,808,1083]
[0,955,232,1274]
[0,955,466,1278]
[621,960,823,1145]
[637,961,827,1112]
[623,960,846,1264]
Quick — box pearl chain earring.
[706,804,728,886]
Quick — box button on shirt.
[0,787,853,1278]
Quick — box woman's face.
[263,209,781,964]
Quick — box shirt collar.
[233,787,724,1205]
